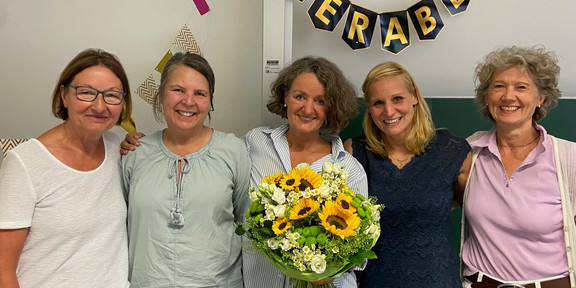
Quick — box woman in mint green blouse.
[121,52,250,288]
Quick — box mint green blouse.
[121,129,250,288]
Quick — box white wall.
[0,0,264,163]
[292,0,576,98]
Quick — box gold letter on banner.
[408,0,443,40]
[441,0,470,15]
[342,4,377,50]
[309,0,351,31]
[380,11,410,54]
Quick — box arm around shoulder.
[454,151,473,206]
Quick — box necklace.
[499,134,539,148]
[388,154,412,168]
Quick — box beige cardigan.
[460,132,576,287]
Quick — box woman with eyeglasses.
[120,52,250,287]
[0,48,132,287]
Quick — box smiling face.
[60,65,124,135]
[487,65,544,131]
[367,75,418,142]
[161,65,211,135]
[284,72,327,135]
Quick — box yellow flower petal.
[289,198,320,220]
[319,201,360,239]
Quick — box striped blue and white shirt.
[241,124,368,288]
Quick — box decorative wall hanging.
[127,25,203,133]
[301,0,469,54]
[1,138,28,157]
[192,0,210,15]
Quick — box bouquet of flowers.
[237,162,383,288]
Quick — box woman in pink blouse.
[460,45,576,288]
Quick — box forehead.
[491,65,534,83]
[369,76,410,97]
[166,65,209,86]
[287,72,326,99]
[72,65,122,86]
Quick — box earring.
[538,105,542,108]
[284,104,287,107]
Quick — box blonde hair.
[362,62,435,156]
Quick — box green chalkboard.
[341,98,576,252]
[342,98,576,141]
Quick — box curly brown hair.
[267,56,358,134]
[474,45,561,122]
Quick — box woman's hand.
[311,279,334,285]
[120,132,145,155]
[454,151,473,206]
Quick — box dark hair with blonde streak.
[153,52,215,122]
[474,45,561,122]
[52,48,132,125]
[362,62,435,156]
[267,56,358,134]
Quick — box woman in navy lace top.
[344,62,471,287]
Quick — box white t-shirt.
[0,131,129,288]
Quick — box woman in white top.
[0,48,132,288]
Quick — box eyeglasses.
[66,84,125,105]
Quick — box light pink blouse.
[462,124,569,281]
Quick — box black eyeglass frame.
[66,84,126,105]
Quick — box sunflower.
[319,201,361,239]
[280,170,301,191]
[296,167,324,191]
[272,218,292,235]
[335,193,357,214]
[289,198,320,220]
[263,172,284,185]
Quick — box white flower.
[340,169,349,180]
[274,205,286,218]
[318,184,331,198]
[371,205,381,221]
[322,162,333,174]
[364,224,379,238]
[249,191,260,201]
[332,163,342,175]
[332,246,339,253]
[296,163,310,169]
[309,255,327,274]
[281,238,292,251]
[267,238,280,250]
[272,187,286,204]
[261,197,270,205]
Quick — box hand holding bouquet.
[237,162,383,288]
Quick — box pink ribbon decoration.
[193,0,210,15]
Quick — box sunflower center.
[299,179,312,191]
[286,179,295,185]
[298,207,312,216]
[327,215,348,230]
[279,222,287,230]
[339,200,350,209]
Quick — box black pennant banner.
[342,5,378,50]
[302,0,469,54]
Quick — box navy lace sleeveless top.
[352,129,470,288]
